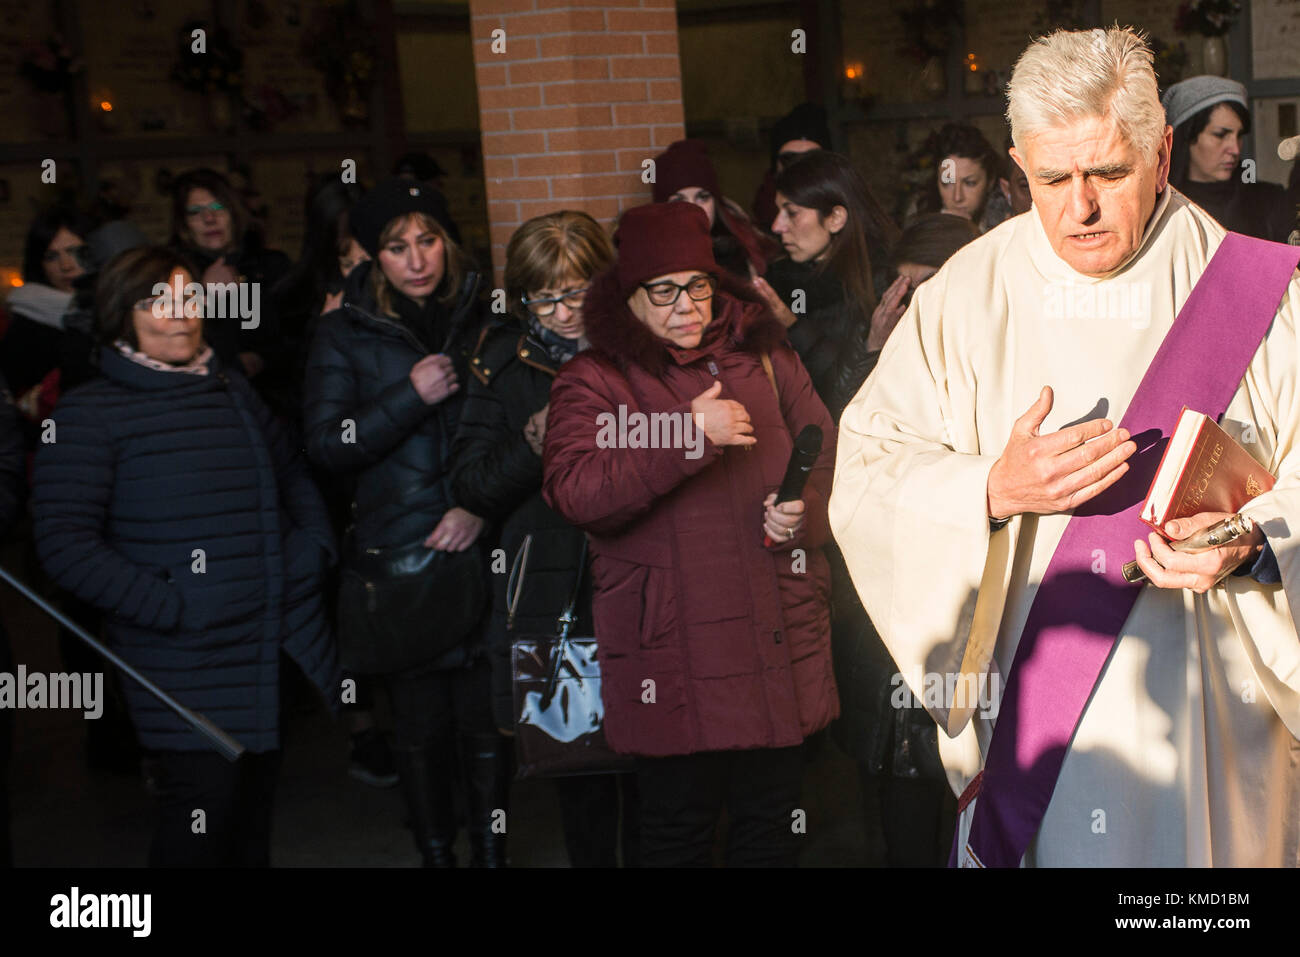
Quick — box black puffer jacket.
[31,347,340,752]
[449,320,590,728]
[764,257,879,422]
[303,260,487,666]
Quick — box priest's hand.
[986,385,1137,521]
[1131,510,1266,593]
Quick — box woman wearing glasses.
[451,210,641,867]
[542,202,838,867]
[31,245,340,866]
[168,168,291,397]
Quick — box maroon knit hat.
[651,140,722,203]
[614,202,719,300]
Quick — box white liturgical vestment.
[830,187,1300,866]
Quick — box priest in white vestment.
[830,27,1300,866]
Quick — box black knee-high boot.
[459,732,509,868]
[393,738,458,867]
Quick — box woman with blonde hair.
[451,210,640,866]
[304,178,497,867]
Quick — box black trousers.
[383,657,495,748]
[635,745,804,868]
[144,749,281,867]
[554,772,641,868]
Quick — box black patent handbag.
[510,536,633,778]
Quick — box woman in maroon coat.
[542,202,838,866]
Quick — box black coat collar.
[97,344,223,392]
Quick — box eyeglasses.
[521,286,589,318]
[133,291,202,315]
[133,294,171,314]
[639,275,716,307]
[185,201,227,217]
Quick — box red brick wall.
[469,0,686,285]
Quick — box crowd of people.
[1,39,1298,869]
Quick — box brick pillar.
[469,0,686,287]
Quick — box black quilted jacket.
[32,347,340,752]
[303,261,488,668]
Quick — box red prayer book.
[1140,407,1276,534]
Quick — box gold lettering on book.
[1246,475,1262,497]
[1178,442,1223,515]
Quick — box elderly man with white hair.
[831,26,1300,867]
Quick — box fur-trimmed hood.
[582,268,789,375]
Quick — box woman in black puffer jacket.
[450,210,639,867]
[32,246,340,867]
[303,178,500,867]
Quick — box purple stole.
[955,232,1300,868]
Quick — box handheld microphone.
[764,424,823,547]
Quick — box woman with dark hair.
[451,210,640,867]
[543,202,838,867]
[0,206,93,410]
[651,139,780,280]
[1162,76,1292,242]
[303,178,500,867]
[31,245,340,867]
[914,123,1001,230]
[752,149,899,422]
[169,167,292,388]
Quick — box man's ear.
[1155,124,1173,192]
[825,204,848,234]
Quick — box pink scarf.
[114,341,213,376]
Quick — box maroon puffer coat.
[542,278,839,757]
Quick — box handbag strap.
[505,534,533,630]
[760,351,779,403]
[555,536,589,640]
[540,536,590,706]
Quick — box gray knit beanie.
[1161,76,1248,131]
